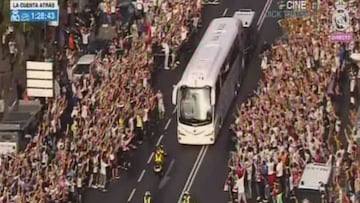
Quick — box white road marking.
[159,159,176,189]
[164,159,176,177]
[156,134,164,146]
[164,118,172,130]
[222,8,228,16]
[10,99,17,109]
[257,0,271,26]
[127,188,136,202]
[257,0,273,31]
[137,169,146,183]
[186,146,208,192]
[172,107,176,114]
[177,146,208,203]
[147,152,154,164]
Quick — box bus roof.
[233,9,255,28]
[178,17,241,88]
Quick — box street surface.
[0,29,34,109]
[83,0,283,202]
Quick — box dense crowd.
[0,0,201,202]
[226,0,360,203]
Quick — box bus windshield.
[178,86,212,126]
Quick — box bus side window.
[215,77,221,109]
[229,37,240,68]
[221,61,229,86]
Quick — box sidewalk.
[0,29,35,109]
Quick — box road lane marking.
[159,159,176,189]
[127,188,136,202]
[182,146,205,191]
[164,118,172,130]
[137,169,146,183]
[257,0,271,26]
[257,0,273,31]
[177,146,206,203]
[222,8,228,16]
[156,134,164,146]
[10,99,17,109]
[147,152,154,164]
[172,107,176,114]
[164,159,176,177]
[186,146,208,192]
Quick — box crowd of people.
[226,0,360,202]
[0,0,202,202]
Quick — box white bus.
[172,16,247,145]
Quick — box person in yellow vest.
[182,191,191,203]
[118,116,125,132]
[154,150,164,166]
[143,191,152,203]
[135,110,144,144]
[154,145,166,166]
[71,120,78,136]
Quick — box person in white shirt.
[81,104,88,119]
[128,115,134,133]
[71,106,79,118]
[89,154,99,188]
[99,156,108,191]
[267,158,275,183]
[156,90,165,119]
[1,28,10,59]
[161,40,170,70]
[192,13,200,33]
[143,106,150,136]
[41,150,48,167]
[76,174,83,202]
[276,158,284,191]
[80,28,90,53]
[8,38,17,71]
[180,26,188,42]
[236,170,247,203]
[245,159,253,199]
[313,43,320,69]
[98,1,106,14]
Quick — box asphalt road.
[0,30,34,110]
[83,0,283,202]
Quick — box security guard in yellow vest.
[136,112,144,143]
[136,114,143,129]
[143,191,152,203]
[181,191,191,203]
[118,117,124,131]
[154,149,164,165]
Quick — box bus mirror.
[211,90,215,105]
[172,85,177,105]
